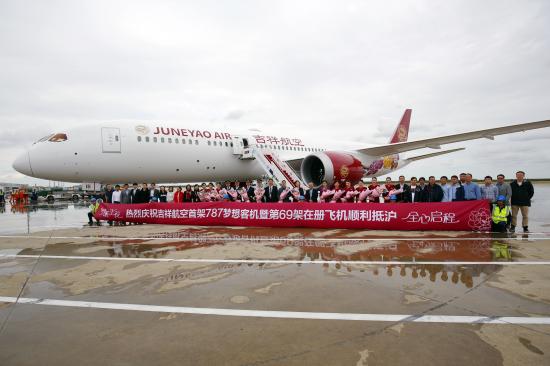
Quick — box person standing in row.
[120,184,132,204]
[448,175,462,201]
[159,186,168,202]
[149,183,160,202]
[395,175,410,202]
[245,180,255,202]
[104,184,113,203]
[305,182,319,202]
[495,174,512,206]
[462,173,481,200]
[136,183,150,203]
[167,187,174,202]
[109,185,122,226]
[439,176,451,202]
[480,176,499,203]
[406,177,423,203]
[130,183,139,203]
[510,170,534,233]
[425,176,443,202]
[264,178,279,202]
[173,186,184,203]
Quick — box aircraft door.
[101,127,121,153]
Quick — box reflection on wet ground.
[8,236,513,290]
[1,207,550,365]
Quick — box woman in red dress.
[174,186,184,203]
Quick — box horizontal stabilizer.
[405,148,465,162]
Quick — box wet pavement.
[1,198,550,365]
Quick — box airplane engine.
[300,151,365,186]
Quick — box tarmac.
[1,193,550,365]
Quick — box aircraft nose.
[12,151,33,176]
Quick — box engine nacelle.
[300,151,365,186]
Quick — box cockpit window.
[33,133,68,144]
[34,134,54,144]
[48,133,68,142]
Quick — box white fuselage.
[13,123,403,184]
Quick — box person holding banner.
[87,198,101,226]
[492,195,509,233]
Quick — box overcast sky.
[1,0,549,185]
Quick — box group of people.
[89,171,534,233]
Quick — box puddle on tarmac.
[4,236,518,294]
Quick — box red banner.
[94,201,492,231]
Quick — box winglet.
[389,109,412,144]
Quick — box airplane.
[12,109,550,186]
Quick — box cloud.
[0,0,549,184]
[224,110,245,120]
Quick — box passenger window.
[230,142,234,147]
[175,138,179,144]
[213,141,217,146]
[225,142,228,147]
[208,141,211,146]
[195,140,198,145]
[115,135,119,142]
[145,136,150,142]
[137,136,142,142]
[153,137,157,143]
[161,137,165,143]
[168,138,172,143]
[182,138,186,144]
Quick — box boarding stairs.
[252,147,305,186]
[231,135,306,186]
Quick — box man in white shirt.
[109,184,122,226]
[439,176,452,202]
[111,184,122,203]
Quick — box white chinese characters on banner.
[401,211,459,224]
[124,208,400,222]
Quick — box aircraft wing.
[356,119,550,156]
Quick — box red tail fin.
[389,109,411,144]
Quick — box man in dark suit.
[425,176,444,202]
[264,178,279,202]
[149,183,160,202]
[405,177,426,203]
[130,183,139,203]
[395,175,410,203]
[304,182,319,202]
[245,180,255,202]
[134,183,149,203]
